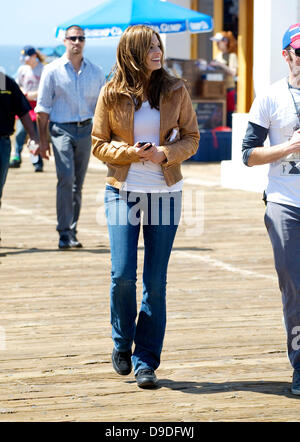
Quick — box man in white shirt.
[242,23,300,395]
[36,25,105,249]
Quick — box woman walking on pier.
[92,25,199,388]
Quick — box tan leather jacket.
[92,80,200,189]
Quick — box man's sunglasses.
[288,48,300,57]
[66,36,85,42]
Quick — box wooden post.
[213,0,224,59]
[237,0,254,113]
[190,0,198,59]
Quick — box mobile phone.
[139,142,152,150]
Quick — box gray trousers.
[265,201,300,369]
[49,122,92,236]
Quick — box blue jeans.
[14,118,27,157]
[104,185,182,373]
[0,136,11,202]
[14,119,43,167]
[50,122,92,236]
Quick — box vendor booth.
[166,58,232,162]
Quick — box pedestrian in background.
[0,73,39,241]
[10,46,44,171]
[92,25,199,389]
[36,25,105,249]
[242,23,300,395]
[210,31,238,127]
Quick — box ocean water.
[0,42,118,78]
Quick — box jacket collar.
[120,79,184,104]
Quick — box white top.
[215,52,237,89]
[16,62,43,94]
[248,77,300,207]
[123,100,183,193]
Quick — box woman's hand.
[134,142,166,164]
[148,145,167,164]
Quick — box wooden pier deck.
[0,154,298,422]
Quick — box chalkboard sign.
[192,100,226,130]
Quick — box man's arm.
[35,67,53,160]
[247,141,299,166]
[20,113,37,140]
[10,76,40,153]
[242,121,300,166]
[20,112,39,153]
[36,112,51,160]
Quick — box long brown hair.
[219,31,237,54]
[104,25,179,110]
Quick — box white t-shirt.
[215,52,237,89]
[16,62,43,93]
[123,100,183,193]
[248,77,300,207]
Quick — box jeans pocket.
[50,123,67,137]
[104,185,119,202]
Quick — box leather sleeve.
[91,87,140,165]
[161,86,200,167]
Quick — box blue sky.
[0,0,109,46]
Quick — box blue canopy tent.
[38,45,66,62]
[55,0,213,39]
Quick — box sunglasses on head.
[288,48,300,57]
[66,36,85,42]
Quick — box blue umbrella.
[55,0,213,39]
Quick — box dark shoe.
[291,369,300,395]
[69,233,83,248]
[112,348,132,375]
[135,369,158,389]
[9,157,21,168]
[34,164,43,172]
[34,156,43,172]
[58,234,71,250]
